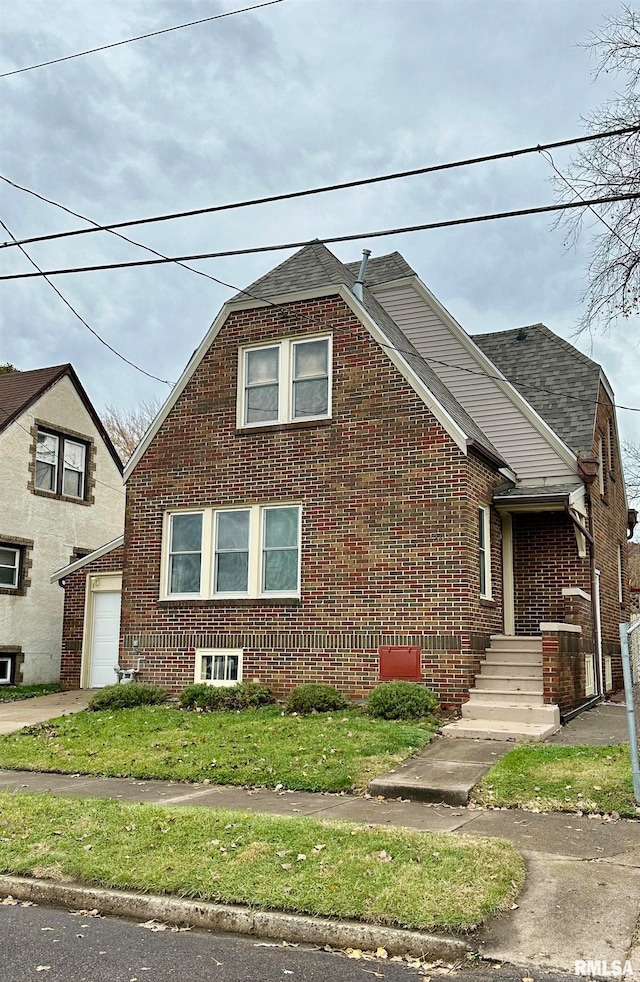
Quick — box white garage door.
[90,590,121,688]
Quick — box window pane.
[202,655,213,681]
[293,378,328,417]
[264,508,298,547]
[246,347,278,384]
[246,384,278,423]
[294,340,328,378]
[0,567,17,587]
[169,553,201,594]
[37,432,58,465]
[0,659,10,681]
[64,441,85,472]
[263,549,298,592]
[213,654,226,680]
[63,468,82,497]
[0,547,18,567]
[226,655,239,681]
[216,552,249,592]
[217,511,249,550]
[35,460,55,491]
[171,513,203,553]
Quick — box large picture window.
[239,336,331,427]
[163,505,301,600]
[35,428,88,500]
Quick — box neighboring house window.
[167,512,203,596]
[597,435,606,497]
[239,336,331,427]
[0,545,20,590]
[35,428,87,499]
[478,505,492,599]
[607,419,615,473]
[195,648,243,686]
[163,505,301,600]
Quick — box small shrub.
[366,682,438,720]
[285,683,347,715]
[179,681,275,712]
[231,681,276,709]
[88,682,167,711]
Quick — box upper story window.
[162,504,302,600]
[239,336,331,427]
[35,428,87,500]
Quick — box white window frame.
[0,656,13,685]
[238,335,332,428]
[195,648,243,687]
[0,545,20,590]
[479,505,492,599]
[162,505,302,600]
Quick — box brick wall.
[59,545,123,689]
[121,295,504,707]
[541,626,585,713]
[588,384,630,692]
[512,511,589,635]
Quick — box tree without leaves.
[101,396,162,463]
[553,5,640,335]
[0,363,18,373]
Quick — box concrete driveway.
[0,690,93,735]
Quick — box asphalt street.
[0,902,582,982]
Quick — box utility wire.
[3,188,638,415]
[0,218,172,385]
[0,1,286,79]
[2,191,639,281]
[1,125,637,250]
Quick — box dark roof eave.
[494,491,571,510]
[466,438,507,470]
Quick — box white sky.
[1,0,639,452]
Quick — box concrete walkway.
[0,690,93,734]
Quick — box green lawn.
[0,684,61,703]
[0,705,435,793]
[472,743,636,817]
[0,792,524,931]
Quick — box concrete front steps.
[442,636,561,742]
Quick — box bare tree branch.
[553,5,640,335]
[101,396,162,463]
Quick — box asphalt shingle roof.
[472,325,601,457]
[236,243,502,463]
[0,364,69,434]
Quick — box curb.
[0,875,471,961]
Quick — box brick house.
[0,364,124,686]
[56,244,634,738]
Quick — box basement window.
[195,649,243,686]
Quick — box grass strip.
[0,792,524,931]
[471,743,635,817]
[0,684,61,703]
[0,705,433,793]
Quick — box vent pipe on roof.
[353,249,371,301]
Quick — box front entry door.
[89,589,121,687]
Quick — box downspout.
[563,502,602,716]
[352,249,371,301]
[577,463,604,700]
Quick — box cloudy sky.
[1,0,639,456]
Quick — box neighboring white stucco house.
[0,365,124,685]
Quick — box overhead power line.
[0,0,286,79]
[0,218,172,385]
[2,191,639,282]
[1,125,637,251]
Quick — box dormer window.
[35,428,87,500]
[239,336,331,427]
